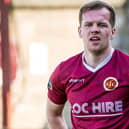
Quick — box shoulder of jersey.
[56,52,83,79]
[116,49,129,59]
[61,52,83,66]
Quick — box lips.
[90,36,100,41]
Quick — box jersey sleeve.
[47,63,67,104]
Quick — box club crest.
[103,77,118,91]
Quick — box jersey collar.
[82,48,114,72]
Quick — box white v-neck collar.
[82,48,114,72]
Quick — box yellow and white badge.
[103,77,118,91]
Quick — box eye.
[98,23,108,28]
[84,23,92,27]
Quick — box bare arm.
[47,98,68,129]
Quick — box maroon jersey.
[48,49,129,129]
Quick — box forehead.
[82,8,110,23]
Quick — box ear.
[111,28,116,40]
[78,26,82,38]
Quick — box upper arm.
[47,98,65,117]
[47,64,67,104]
[47,98,68,129]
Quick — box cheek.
[107,29,115,40]
[108,33,114,40]
[103,30,113,39]
[82,30,89,38]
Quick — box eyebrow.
[82,21,108,24]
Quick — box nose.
[91,24,100,34]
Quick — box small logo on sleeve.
[48,80,53,90]
[103,77,118,91]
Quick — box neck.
[84,47,113,68]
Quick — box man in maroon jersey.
[47,1,129,129]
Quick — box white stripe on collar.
[82,48,114,72]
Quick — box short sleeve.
[47,64,67,104]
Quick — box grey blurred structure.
[113,0,129,52]
[0,0,129,129]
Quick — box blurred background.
[0,0,129,129]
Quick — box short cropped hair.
[79,1,116,27]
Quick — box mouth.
[89,36,101,41]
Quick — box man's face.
[78,8,116,54]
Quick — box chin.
[90,48,105,55]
